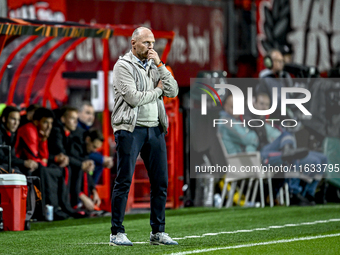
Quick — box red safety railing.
[0,18,177,213]
[40,37,87,108]
[7,37,54,105]
[0,36,37,85]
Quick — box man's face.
[38,117,53,138]
[78,105,95,127]
[62,111,78,131]
[131,29,155,61]
[254,95,271,111]
[271,51,284,73]
[5,111,20,133]
[86,138,103,154]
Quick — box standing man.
[109,27,178,246]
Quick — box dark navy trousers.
[111,126,168,235]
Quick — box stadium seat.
[216,132,274,208]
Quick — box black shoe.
[54,209,70,221]
[305,194,314,202]
[305,194,316,205]
[281,145,309,162]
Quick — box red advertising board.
[7,0,66,21]
[7,0,225,86]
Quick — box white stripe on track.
[169,233,340,255]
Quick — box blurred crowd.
[216,48,332,207]
[0,102,113,220]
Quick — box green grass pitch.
[1,205,340,254]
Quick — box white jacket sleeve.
[113,62,163,108]
[157,65,179,98]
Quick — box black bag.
[27,176,43,227]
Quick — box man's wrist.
[157,61,164,68]
[155,87,163,96]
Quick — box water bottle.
[0,207,3,231]
[213,193,222,208]
[45,205,54,221]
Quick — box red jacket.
[15,122,49,167]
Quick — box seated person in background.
[76,129,103,211]
[219,94,322,206]
[49,106,98,212]
[257,49,293,121]
[49,106,95,174]
[76,101,113,183]
[243,93,327,205]
[219,94,307,160]
[15,107,52,167]
[77,101,95,132]
[15,107,73,220]
[0,106,38,174]
[19,104,40,127]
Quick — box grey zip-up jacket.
[111,51,178,133]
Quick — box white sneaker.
[109,233,133,246]
[150,232,178,245]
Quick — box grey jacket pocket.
[111,96,136,126]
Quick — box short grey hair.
[78,101,93,112]
[132,27,151,40]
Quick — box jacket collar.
[122,50,154,70]
[0,123,13,139]
[77,120,91,131]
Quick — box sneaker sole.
[150,241,164,245]
[109,242,133,246]
[150,241,178,245]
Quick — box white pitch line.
[78,218,340,245]
[169,233,340,255]
[171,218,340,241]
